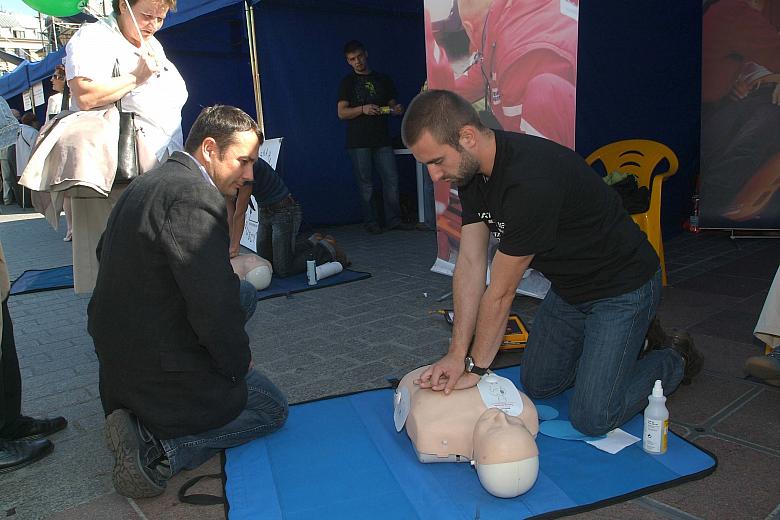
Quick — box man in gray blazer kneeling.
[88,105,288,499]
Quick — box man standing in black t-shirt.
[337,40,411,234]
[401,90,701,436]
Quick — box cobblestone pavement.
[0,205,778,519]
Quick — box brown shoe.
[670,331,703,385]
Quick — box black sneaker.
[365,223,382,235]
[105,409,169,498]
[669,330,703,385]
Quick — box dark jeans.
[258,203,308,278]
[521,270,683,436]
[347,146,401,228]
[160,368,288,475]
[0,298,21,432]
[159,279,287,475]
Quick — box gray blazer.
[88,152,251,439]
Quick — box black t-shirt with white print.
[338,71,397,148]
[458,130,659,304]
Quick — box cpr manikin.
[230,254,273,290]
[394,366,540,498]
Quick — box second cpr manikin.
[394,366,540,498]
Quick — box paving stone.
[692,333,766,380]
[47,493,142,520]
[567,499,671,519]
[648,436,780,519]
[714,389,780,453]
[666,373,754,427]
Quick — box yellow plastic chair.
[586,140,679,286]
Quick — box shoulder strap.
[113,60,124,112]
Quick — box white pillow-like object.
[245,265,272,290]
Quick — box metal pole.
[244,0,264,133]
[52,20,58,52]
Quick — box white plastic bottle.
[642,379,669,454]
[306,256,317,286]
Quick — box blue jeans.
[520,270,683,436]
[238,280,258,323]
[347,146,401,228]
[160,368,288,475]
[258,203,304,277]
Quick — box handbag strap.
[177,473,225,506]
[112,60,124,112]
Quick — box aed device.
[434,310,529,350]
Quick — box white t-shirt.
[46,92,64,122]
[65,16,188,160]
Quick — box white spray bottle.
[642,379,669,454]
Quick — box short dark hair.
[343,40,365,55]
[21,112,36,126]
[184,105,261,155]
[112,0,176,14]
[401,90,486,149]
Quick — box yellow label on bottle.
[661,419,668,452]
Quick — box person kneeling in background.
[228,148,349,277]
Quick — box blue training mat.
[224,367,716,520]
[9,265,74,295]
[256,269,370,301]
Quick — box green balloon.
[22,0,83,17]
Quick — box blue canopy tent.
[0,0,701,230]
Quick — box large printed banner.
[699,0,780,229]
[423,0,579,297]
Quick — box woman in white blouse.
[65,0,188,292]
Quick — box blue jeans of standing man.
[159,279,287,475]
[520,270,683,436]
[348,146,401,228]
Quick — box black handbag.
[113,60,139,184]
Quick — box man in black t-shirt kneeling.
[401,90,701,437]
[337,40,413,234]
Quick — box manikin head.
[184,105,261,197]
[395,365,539,498]
[230,254,273,290]
[472,408,539,498]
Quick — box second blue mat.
[256,269,370,301]
[9,265,74,295]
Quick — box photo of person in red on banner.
[423,0,577,294]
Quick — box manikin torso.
[395,365,540,497]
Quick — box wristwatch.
[464,356,488,376]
